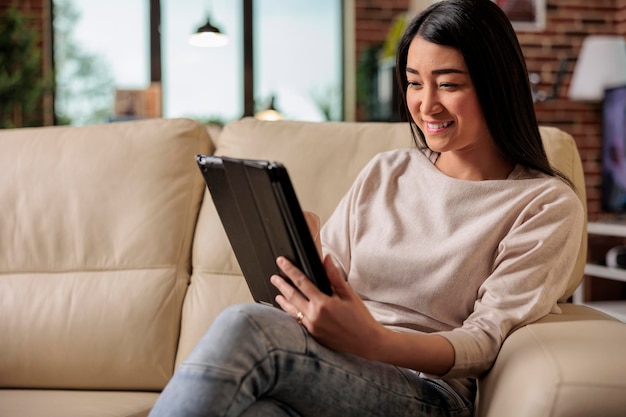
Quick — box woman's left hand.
[270,255,386,360]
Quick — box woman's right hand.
[272,255,387,359]
[271,255,455,376]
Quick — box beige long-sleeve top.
[321,147,584,383]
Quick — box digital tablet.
[195,155,332,307]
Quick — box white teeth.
[427,121,452,129]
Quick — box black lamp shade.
[189,17,228,47]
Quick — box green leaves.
[0,5,46,128]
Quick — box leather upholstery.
[1,117,624,417]
[0,118,211,416]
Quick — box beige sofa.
[1,117,625,417]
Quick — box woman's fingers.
[270,274,300,301]
[273,255,348,303]
[271,256,331,325]
[271,274,311,326]
[275,256,319,297]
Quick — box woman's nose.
[420,88,442,115]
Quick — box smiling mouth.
[426,121,454,130]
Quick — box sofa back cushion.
[179,118,587,365]
[179,118,416,364]
[537,126,588,300]
[0,118,212,390]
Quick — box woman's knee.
[213,303,289,335]
[186,303,306,364]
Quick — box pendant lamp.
[189,1,228,49]
[255,95,284,121]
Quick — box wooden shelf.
[587,221,626,237]
[583,264,626,282]
[581,301,626,322]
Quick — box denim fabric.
[149,303,474,417]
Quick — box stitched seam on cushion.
[526,325,562,417]
[0,266,177,274]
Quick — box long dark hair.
[396,0,570,184]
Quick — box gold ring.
[296,311,305,323]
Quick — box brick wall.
[522,0,620,222]
[355,0,625,222]
[354,0,411,62]
[4,0,625,221]
[353,0,411,121]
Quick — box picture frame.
[493,0,546,31]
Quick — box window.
[254,0,343,121]
[53,0,150,125]
[53,0,343,125]
[161,0,243,123]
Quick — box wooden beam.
[150,0,161,83]
[243,0,254,117]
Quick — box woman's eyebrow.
[432,68,466,75]
[406,67,467,75]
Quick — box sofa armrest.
[476,304,626,417]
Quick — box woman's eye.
[440,83,458,90]
[407,81,422,89]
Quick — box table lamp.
[569,35,626,101]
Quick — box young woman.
[149,1,583,416]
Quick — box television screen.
[602,85,626,212]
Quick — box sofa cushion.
[178,118,420,365]
[178,118,587,364]
[0,390,158,417]
[477,304,626,417]
[538,126,588,301]
[0,118,213,390]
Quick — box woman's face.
[405,36,493,155]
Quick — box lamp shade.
[569,36,626,101]
[255,96,284,121]
[189,17,228,47]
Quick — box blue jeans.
[149,303,474,417]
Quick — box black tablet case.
[195,155,332,307]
